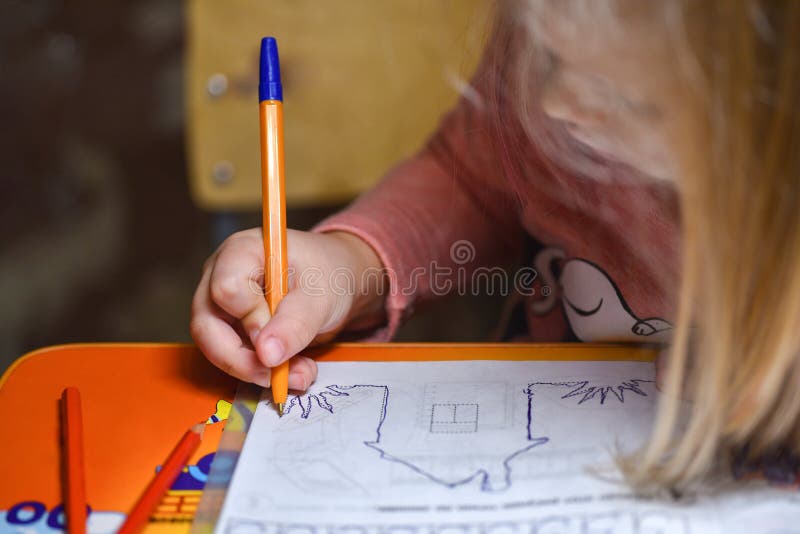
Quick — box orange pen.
[259,37,289,416]
[60,387,87,534]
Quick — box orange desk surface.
[0,342,655,534]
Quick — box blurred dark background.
[1,0,501,374]
[1,0,210,369]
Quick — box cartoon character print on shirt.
[531,247,672,343]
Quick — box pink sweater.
[315,36,681,345]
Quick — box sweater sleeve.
[313,46,524,341]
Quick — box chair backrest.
[186,0,487,210]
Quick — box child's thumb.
[252,288,335,368]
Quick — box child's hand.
[191,229,386,390]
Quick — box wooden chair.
[185,0,487,213]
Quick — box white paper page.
[215,360,800,534]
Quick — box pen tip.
[277,403,285,417]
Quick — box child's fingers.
[208,230,271,342]
[191,261,270,386]
[253,289,335,368]
[287,356,318,392]
[190,312,271,387]
[192,266,315,390]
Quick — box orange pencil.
[117,425,204,534]
[61,387,87,534]
[259,37,289,416]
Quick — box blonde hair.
[498,0,800,488]
[642,0,800,487]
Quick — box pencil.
[259,36,290,416]
[61,387,87,534]
[117,425,204,534]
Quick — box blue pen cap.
[259,37,283,102]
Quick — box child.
[190,0,800,487]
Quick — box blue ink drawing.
[276,379,652,494]
[364,416,548,493]
[282,384,373,418]
[525,379,653,406]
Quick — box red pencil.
[61,387,87,534]
[117,424,204,534]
